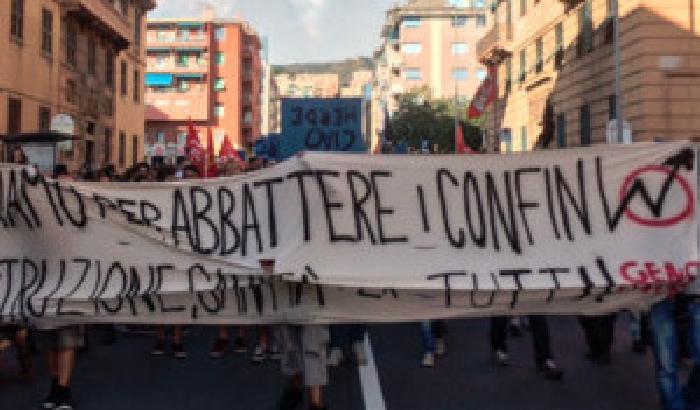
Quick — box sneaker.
[353,342,368,366]
[278,386,304,410]
[538,359,564,381]
[172,343,187,359]
[493,350,510,367]
[327,347,344,367]
[151,340,165,356]
[53,386,73,410]
[435,338,446,357]
[420,352,435,368]
[251,344,267,363]
[42,380,58,409]
[210,338,228,358]
[233,337,247,353]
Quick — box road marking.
[359,333,387,410]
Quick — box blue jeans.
[329,324,366,350]
[650,298,700,410]
[420,321,446,354]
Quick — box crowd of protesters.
[1,147,700,410]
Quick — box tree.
[386,87,482,153]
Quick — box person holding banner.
[649,293,700,410]
[490,316,564,380]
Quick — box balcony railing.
[476,22,512,64]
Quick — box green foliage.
[388,87,483,153]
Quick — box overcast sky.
[150,0,398,65]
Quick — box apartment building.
[341,70,374,97]
[144,16,261,162]
[478,0,700,152]
[375,0,491,113]
[0,0,155,171]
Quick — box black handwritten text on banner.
[0,143,696,324]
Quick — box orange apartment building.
[375,0,491,114]
[144,17,261,163]
[477,0,700,152]
[0,0,155,172]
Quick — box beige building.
[341,70,374,97]
[375,0,491,113]
[269,72,340,133]
[0,0,155,171]
[478,0,700,152]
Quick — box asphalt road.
[1,316,665,410]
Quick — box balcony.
[147,34,208,50]
[476,23,512,65]
[60,0,131,50]
[149,62,209,75]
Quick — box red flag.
[455,123,476,154]
[219,134,245,168]
[205,127,218,178]
[185,119,205,167]
[468,66,498,120]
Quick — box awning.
[145,73,174,87]
[147,47,171,53]
[176,47,206,52]
[175,73,205,79]
[177,22,204,28]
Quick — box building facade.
[0,0,155,171]
[144,17,262,162]
[375,0,491,113]
[478,0,700,152]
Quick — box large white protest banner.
[0,143,696,324]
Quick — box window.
[120,0,128,16]
[132,135,138,165]
[580,104,591,146]
[10,0,24,40]
[302,86,312,97]
[519,49,527,83]
[556,113,567,148]
[215,52,225,66]
[88,37,96,75]
[448,0,466,6]
[104,50,114,86]
[452,43,468,55]
[452,68,468,81]
[403,17,421,28]
[119,132,126,166]
[214,103,225,117]
[577,0,593,57]
[288,84,297,95]
[213,78,225,91]
[8,98,21,135]
[155,55,166,66]
[178,29,189,41]
[133,69,140,102]
[66,79,77,104]
[179,80,189,92]
[476,68,487,80]
[120,61,128,96]
[66,23,77,67]
[608,94,617,120]
[104,128,112,164]
[177,132,187,145]
[452,16,467,27]
[177,53,189,67]
[505,58,512,93]
[42,8,52,55]
[134,10,142,49]
[535,37,543,73]
[104,97,113,116]
[404,68,421,81]
[156,131,165,144]
[520,126,528,151]
[520,0,527,16]
[603,0,614,45]
[555,23,564,69]
[244,111,253,124]
[473,0,486,7]
[214,26,226,40]
[476,15,486,28]
[402,43,422,54]
[38,106,50,131]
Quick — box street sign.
[606,120,632,144]
[50,114,75,135]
